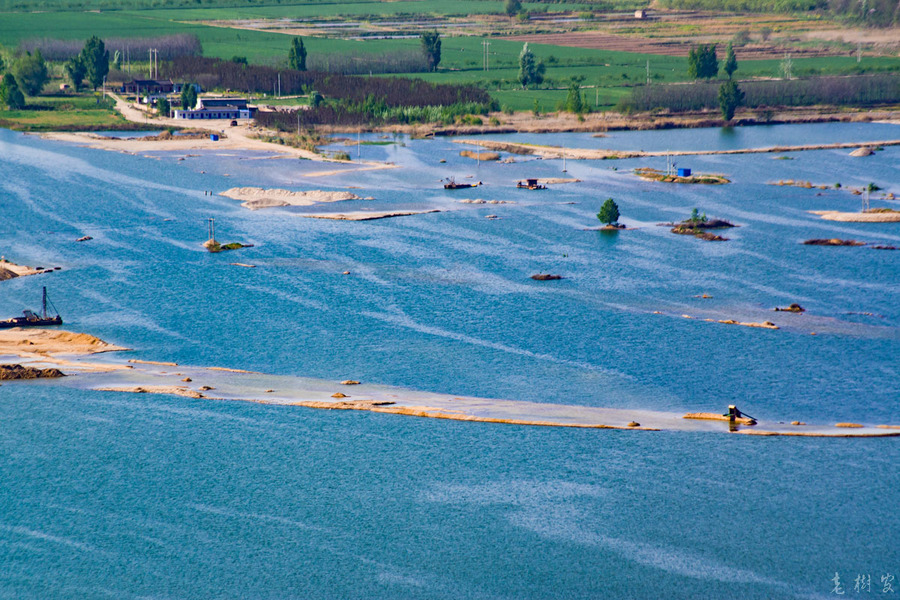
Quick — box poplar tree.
[289,37,307,71]
[420,30,441,72]
[724,42,738,80]
[718,80,744,121]
[80,36,109,90]
[518,44,545,90]
[0,73,25,109]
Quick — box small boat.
[516,178,547,190]
[0,287,63,328]
[444,178,481,190]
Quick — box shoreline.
[20,97,900,163]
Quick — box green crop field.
[1,2,898,118]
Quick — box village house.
[173,97,253,120]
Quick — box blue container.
[210,134,219,141]
[677,167,691,177]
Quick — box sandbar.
[456,138,900,161]
[0,328,128,358]
[301,209,441,221]
[220,186,362,210]
[810,210,900,223]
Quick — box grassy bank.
[0,94,147,131]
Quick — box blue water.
[1,124,898,598]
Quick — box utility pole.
[646,59,650,84]
[482,40,491,71]
[207,218,216,243]
[857,41,862,63]
[148,49,153,78]
[278,72,281,97]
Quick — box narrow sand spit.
[7,328,897,437]
[81,367,898,437]
[810,210,900,223]
[538,178,581,184]
[220,187,362,210]
[302,164,399,178]
[455,138,900,160]
[95,385,208,399]
[302,209,441,221]
[0,328,128,357]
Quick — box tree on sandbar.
[597,198,620,226]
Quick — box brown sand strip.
[289,400,661,430]
[128,359,178,367]
[456,139,900,161]
[683,412,757,425]
[739,429,900,438]
[302,210,440,221]
[95,385,209,399]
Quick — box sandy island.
[220,186,364,210]
[810,210,900,223]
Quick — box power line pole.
[482,40,491,71]
[646,59,650,84]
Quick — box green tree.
[505,0,521,16]
[565,82,585,114]
[80,36,109,90]
[0,73,25,109]
[0,55,5,75]
[156,96,170,117]
[518,43,545,90]
[723,42,738,80]
[288,37,307,71]
[597,198,620,226]
[687,43,718,80]
[420,30,441,72]
[13,51,48,96]
[65,56,86,91]
[718,80,744,121]
[231,56,248,65]
[180,83,197,110]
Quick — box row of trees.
[165,56,491,107]
[687,43,738,80]
[19,34,201,62]
[0,34,110,108]
[621,73,900,114]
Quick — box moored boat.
[443,177,482,190]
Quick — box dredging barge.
[0,287,63,328]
